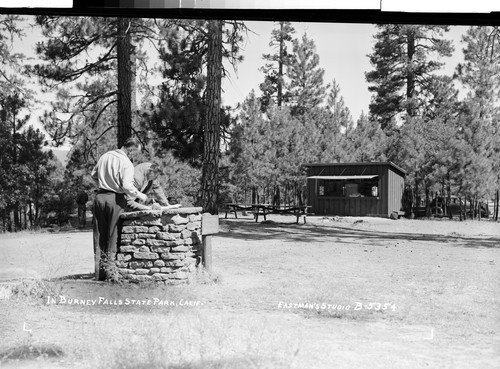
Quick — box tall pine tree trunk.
[278,21,284,107]
[199,20,223,214]
[12,109,21,231]
[117,18,132,148]
[406,31,416,118]
[447,178,452,219]
[495,189,499,221]
[425,186,430,217]
[29,202,33,228]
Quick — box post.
[201,213,219,272]
[202,235,213,272]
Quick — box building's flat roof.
[303,161,407,175]
[308,175,379,180]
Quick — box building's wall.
[307,164,405,217]
[387,167,406,216]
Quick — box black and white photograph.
[0,1,499,368]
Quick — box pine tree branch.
[94,124,117,142]
[90,99,118,130]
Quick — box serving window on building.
[312,175,379,198]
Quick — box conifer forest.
[0,16,499,231]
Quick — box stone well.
[116,207,203,284]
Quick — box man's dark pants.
[93,191,126,281]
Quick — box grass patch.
[80,311,301,369]
[0,338,64,362]
[192,267,222,285]
[10,278,63,302]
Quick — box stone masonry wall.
[116,207,203,284]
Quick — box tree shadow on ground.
[217,219,500,249]
[52,273,96,281]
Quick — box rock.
[157,232,177,241]
[168,224,186,233]
[129,261,145,268]
[180,230,193,239]
[152,273,168,281]
[189,214,202,222]
[187,221,201,231]
[163,260,185,267]
[160,252,186,260]
[164,240,185,247]
[116,253,132,261]
[138,233,156,239]
[154,260,165,267]
[133,252,159,260]
[129,275,153,282]
[150,246,170,253]
[170,245,189,253]
[120,246,139,253]
[121,226,136,234]
[120,233,136,240]
[173,215,189,225]
[136,218,162,226]
[145,239,167,247]
[121,210,162,220]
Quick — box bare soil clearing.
[1,215,499,368]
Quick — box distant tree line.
[0,17,498,231]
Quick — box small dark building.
[305,162,406,218]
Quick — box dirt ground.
[0,215,499,368]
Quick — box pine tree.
[317,80,355,162]
[199,19,223,214]
[259,21,295,111]
[421,75,460,123]
[286,32,328,116]
[30,16,157,148]
[230,90,273,203]
[0,15,56,230]
[455,26,500,218]
[145,19,246,165]
[366,24,453,129]
[345,112,388,163]
[0,93,57,230]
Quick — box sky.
[221,21,469,122]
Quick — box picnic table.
[224,203,255,219]
[225,203,311,224]
[252,204,311,224]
